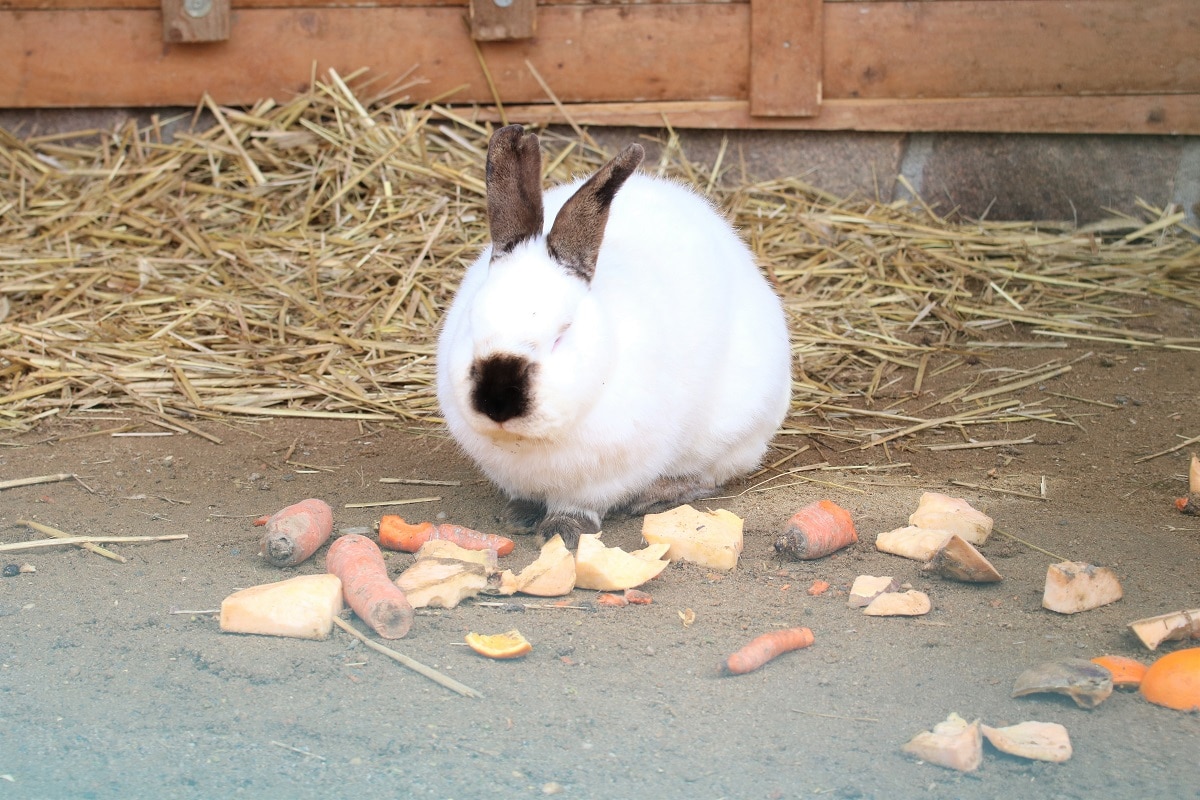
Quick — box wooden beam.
[2,6,749,108]
[749,0,822,117]
[472,96,1200,135]
[470,0,537,41]
[161,0,230,42]
[2,0,1198,135]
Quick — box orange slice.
[1090,654,1147,688]
[465,629,532,659]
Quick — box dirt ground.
[1,308,1198,799]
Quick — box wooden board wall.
[3,0,1198,133]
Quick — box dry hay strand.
[1,70,1198,450]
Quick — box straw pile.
[1,70,1198,448]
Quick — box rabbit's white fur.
[437,132,790,541]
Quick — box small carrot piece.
[806,579,831,596]
[774,500,858,560]
[596,593,628,607]
[1176,496,1199,516]
[723,626,815,676]
[378,515,515,556]
[624,588,653,605]
[326,534,413,639]
[258,498,334,567]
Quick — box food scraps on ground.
[921,534,1002,583]
[1011,658,1114,709]
[219,574,344,640]
[773,500,858,560]
[624,588,652,604]
[848,575,899,608]
[1042,561,1123,614]
[901,713,983,772]
[596,592,628,607]
[1139,647,1200,711]
[908,492,994,545]
[492,534,575,597]
[465,629,532,659]
[394,557,488,609]
[874,525,952,562]
[1176,456,1200,514]
[256,498,334,567]
[573,533,670,591]
[981,721,1072,763]
[722,626,814,675]
[1127,607,1200,650]
[1090,654,1148,688]
[378,515,515,556]
[326,534,414,639]
[641,504,744,570]
[863,590,932,617]
[806,579,831,596]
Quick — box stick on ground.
[332,615,482,699]
[15,519,127,562]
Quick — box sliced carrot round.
[1141,647,1200,711]
[465,629,532,659]
[1090,654,1148,688]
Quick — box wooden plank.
[470,0,537,41]
[1,6,749,107]
[477,96,1200,134]
[749,0,822,117]
[2,0,734,8]
[161,0,230,42]
[3,0,1198,136]
[822,0,1199,98]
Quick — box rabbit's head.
[444,126,644,442]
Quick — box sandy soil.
[1,323,1198,799]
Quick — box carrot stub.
[723,626,815,675]
[257,498,334,567]
[774,500,858,560]
[378,515,515,556]
[326,534,413,639]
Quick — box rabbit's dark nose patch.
[470,354,535,423]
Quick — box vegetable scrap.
[722,627,814,676]
[256,498,334,567]
[378,515,514,556]
[465,629,533,660]
[773,500,857,561]
[326,534,414,639]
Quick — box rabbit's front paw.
[536,510,601,549]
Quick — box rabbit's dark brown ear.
[546,143,644,282]
[486,125,545,258]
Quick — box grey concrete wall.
[3,107,1197,227]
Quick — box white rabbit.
[436,125,791,546]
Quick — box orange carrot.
[378,514,515,556]
[807,579,831,596]
[1176,496,1199,516]
[773,500,858,560]
[596,592,628,607]
[326,534,413,639]
[722,627,815,675]
[257,498,334,567]
[624,588,653,605]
